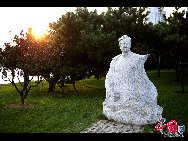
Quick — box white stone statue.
[103,35,163,125]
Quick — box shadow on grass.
[28,77,106,101]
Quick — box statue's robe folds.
[103,52,163,125]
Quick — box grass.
[0,76,107,133]
[142,69,188,133]
[0,69,187,133]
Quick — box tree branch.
[24,76,41,99]
[8,69,21,94]
[29,76,34,83]
[56,81,65,93]
[16,72,23,88]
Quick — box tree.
[0,30,44,105]
[164,7,188,80]
[49,7,151,84]
[36,30,65,92]
[48,8,99,91]
[79,7,151,78]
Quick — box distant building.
[146,7,166,25]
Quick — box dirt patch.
[6,103,36,108]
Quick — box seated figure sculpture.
[103,35,163,125]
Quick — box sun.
[31,27,48,39]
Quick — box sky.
[0,7,109,48]
[0,7,187,49]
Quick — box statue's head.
[118,35,131,52]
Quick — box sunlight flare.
[30,26,48,39]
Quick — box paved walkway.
[80,120,145,133]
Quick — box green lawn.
[0,69,187,133]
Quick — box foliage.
[49,7,150,82]
[165,7,188,64]
[0,31,46,105]
[48,8,91,91]
[160,7,188,80]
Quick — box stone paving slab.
[80,120,145,133]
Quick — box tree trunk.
[20,73,29,105]
[20,92,24,105]
[180,66,185,93]
[157,54,160,77]
[61,79,65,87]
[48,81,56,92]
[97,76,99,80]
[59,77,65,88]
[48,74,60,92]
[175,64,180,81]
[72,81,78,93]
